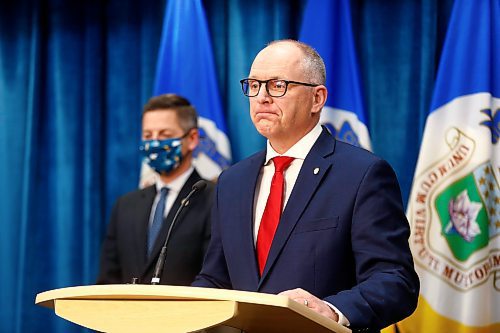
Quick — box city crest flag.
[399,1,500,332]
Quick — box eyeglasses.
[240,78,319,97]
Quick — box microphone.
[150,180,207,284]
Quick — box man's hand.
[279,288,339,322]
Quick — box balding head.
[266,40,326,85]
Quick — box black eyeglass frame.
[239,78,320,97]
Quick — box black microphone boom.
[150,180,207,284]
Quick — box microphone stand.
[150,180,207,285]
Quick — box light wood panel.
[36,285,351,333]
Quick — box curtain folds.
[352,0,453,202]
[0,1,453,332]
[0,1,163,332]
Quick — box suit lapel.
[259,130,336,287]
[135,186,156,271]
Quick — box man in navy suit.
[98,94,213,286]
[193,40,419,332]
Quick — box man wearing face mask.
[97,94,214,286]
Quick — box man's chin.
[255,124,275,138]
[158,167,179,179]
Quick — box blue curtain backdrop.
[0,0,453,332]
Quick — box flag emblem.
[194,127,231,170]
[436,161,499,262]
[480,108,500,144]
[410,118,499,292]
[443,189,483,243]
[323,121,361,147]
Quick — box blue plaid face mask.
[139,137,183,174]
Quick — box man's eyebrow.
[158,129,175,134]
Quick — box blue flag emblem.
[480,108,500,144]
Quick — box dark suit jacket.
[98,170,214,286]
[193,129,419,331]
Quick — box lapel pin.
[313,167,320,175]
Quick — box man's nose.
[150,132,160,140]
[256,83,271,101]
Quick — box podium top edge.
[35,284,291,307]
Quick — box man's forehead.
[144,108,177,118]
[143,110,180,126]
[249,63,294,79]
[249,45,303,79]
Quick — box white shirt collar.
[264,123,323,164]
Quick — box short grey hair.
[268,39,326,85]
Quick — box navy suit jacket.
[98,170,214,286]
[193,129,419,331]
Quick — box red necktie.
[256,156,294,275]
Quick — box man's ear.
[186,128,199,151]
[311,85,328,114]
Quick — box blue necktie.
[148,187,169,257]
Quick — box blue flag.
[142,0,231,185]
[401,1,500,332]
[299,0,371,150]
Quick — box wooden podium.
[35,285,350,333]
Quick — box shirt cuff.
[323,301,350,326]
